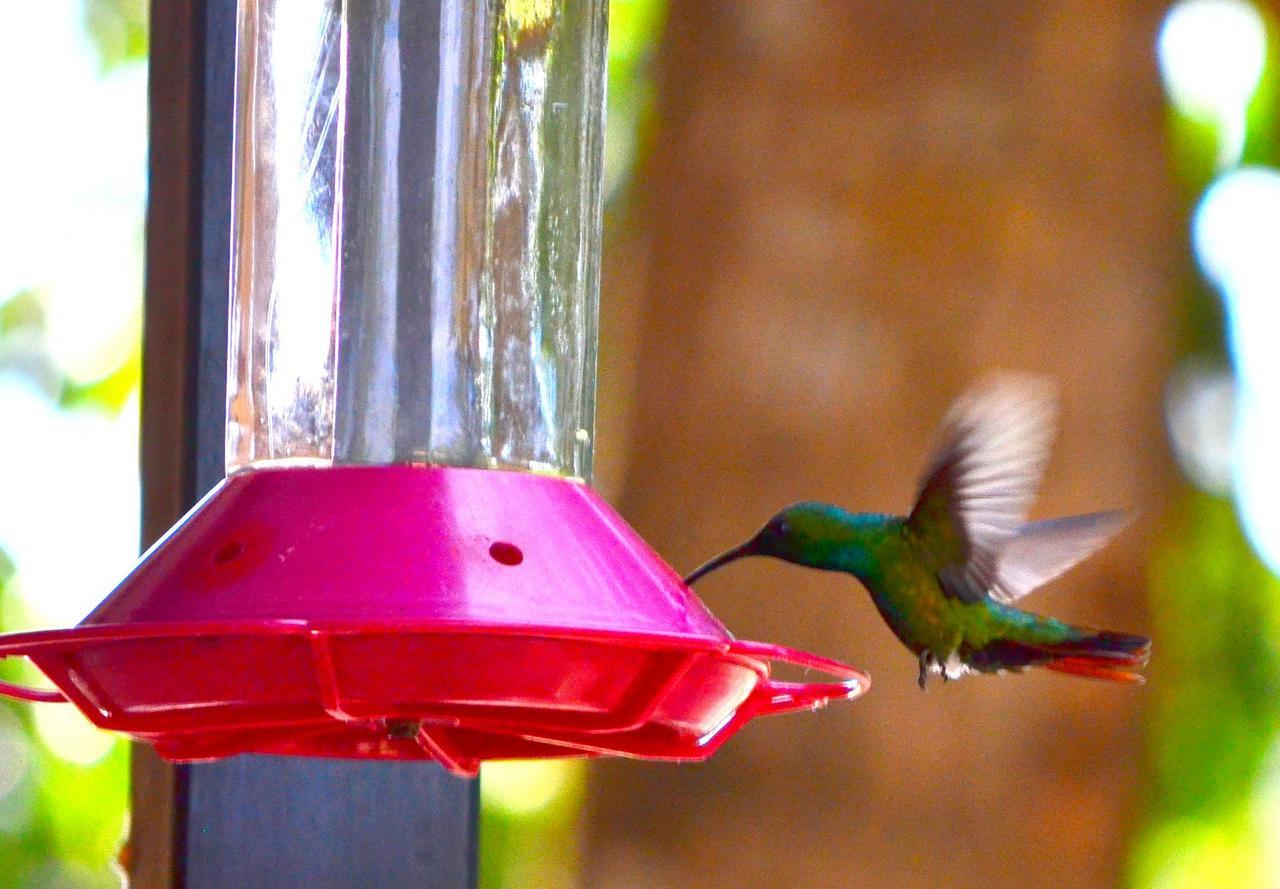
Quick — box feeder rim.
[0,620,734,655]
[0,621,869,706]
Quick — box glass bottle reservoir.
[226,0,607,480]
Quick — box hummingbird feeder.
[0,0,867,776]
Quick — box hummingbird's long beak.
[682,539,758,585]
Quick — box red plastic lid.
[0,466,867,775]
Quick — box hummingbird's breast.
[860,533,972,657]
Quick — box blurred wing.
[990,511,1129,604]
[907,374,1057,603]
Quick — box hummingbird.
[684,375,1151,689]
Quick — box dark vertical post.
[135,1,479,885]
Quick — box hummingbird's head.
[683,502,830,585]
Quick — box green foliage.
[0,2,144,885]
[0,698,127,889]
[1143,495,1280,820]
[0,292,44,336]
[59,348,141,415]
[1130,5,1280,886]
[480,761,586,889]
[1240,6,1280,167]
[603,0,668,202]
[83,0,148,71]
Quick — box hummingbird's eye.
[774,519,791,537]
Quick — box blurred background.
[1,0,1278,887]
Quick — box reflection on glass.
[227,1,341,469]
[227,0,608,480]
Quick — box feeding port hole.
[489,541,523,566]
[212,540,244,565]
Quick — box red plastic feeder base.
[0,466,867,775]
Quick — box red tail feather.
[1038,630,1150,683]
[1042,656,1145,684]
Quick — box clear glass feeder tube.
[226,0,607,481]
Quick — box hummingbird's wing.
[906,374,1057,603]
[990,511,1129,604]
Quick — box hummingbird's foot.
[918,651,930,690]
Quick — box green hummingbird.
[684,375,1150,689]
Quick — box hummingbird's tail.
[969,628,1151,683]
[1037,630,1151,683]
